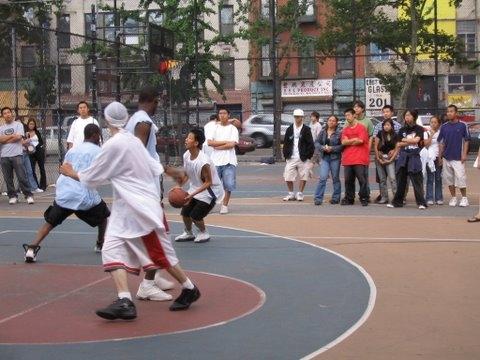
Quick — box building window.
[261,44,271,77]
[299,42,316,78]
[59,65,71,94]
[220,58,235,89]
[85,12,145,45]
[219,5,234,36]
[58,14,70,48]
[369,43,395,62]
[457,20,476,59]
[297,0,315,23]
[261,0,270,19]
[448,74,476,93]
[21,46,36,78]
[336,44,353,73]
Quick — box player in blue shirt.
[23,124,110,263]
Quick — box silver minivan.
[242,113,295,148]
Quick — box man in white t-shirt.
[206,108,239,214]
[167,128,224,243]
[124,86,174,302]
[66,101,99,149]
[60,102,200,320]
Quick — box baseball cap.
[293,109,304,117]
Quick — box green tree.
[317,0,468,118]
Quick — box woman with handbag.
[26,118,47,191]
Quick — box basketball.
[168,187,189,208]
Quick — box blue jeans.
[314,157,341,203]
[22,152,38,191]
[426,166,443,202]
[216,164,236,192]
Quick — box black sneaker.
[340,199,354,205]
[314,200,322,206]
[169,286,201,311]
[361,200,369,206]
[23,244,41,263]
[330,199,340,205]
[96,298,137,320]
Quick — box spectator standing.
[207,108,239,214]
[340,108,370,206]
[467,143,480,222]
[353,100,374,201]
[0,107,34,204]
[66,101,99,149]
[389,109,427,209]
[310,111,323,165]
[26,118,47,191]
[202,114,218,156]
[424,115,443,205]
[20,119,42,193]
[313,115,343,205]
[437,104,470,207]
[374,119,398,205]
[372,105,402,203]
[282,109,315,201]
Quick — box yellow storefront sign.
[447,93,474,109]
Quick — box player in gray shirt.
[0,107,34,204]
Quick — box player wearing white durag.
[60,101,200,320]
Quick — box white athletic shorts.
[102,228,179,275]
[284,158,313,182]
[442,160,467,188]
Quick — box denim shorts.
[216,164,236,192]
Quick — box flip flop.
[467,217,480,223]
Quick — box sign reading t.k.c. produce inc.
[365,78,391,117]
[281,79,333,98]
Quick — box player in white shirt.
[60,102,200,320]
[124,86,175,302]
[206,108,239,214]
[66,101,100,149]
[167,128,224,243]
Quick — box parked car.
[44,126,68,156]
[156,125,256,156]
[467,122,480,153]
[236,136,255,155]
[242,113,295,148]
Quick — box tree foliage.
[316,0,469,113]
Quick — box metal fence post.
[90,5,99,120]
[11,26,18,115]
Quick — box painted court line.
[0,276,110,326]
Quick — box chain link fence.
[0,8,479,191]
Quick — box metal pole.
[114,0,121,101]
[351,0,356,103]
[11,26,18,114]
[270,0,281,161]
[56,13,64,162]
[433,0,439,114]
[91,5,99,119]
[194,0,200,125]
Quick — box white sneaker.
[449,197,458,207]
[174,230,195,242]
[8,197,18,205]
[386,204,394,208]
[436,200,444,205]
[220,205,229,214]
[283,193,296,201]
[154,271,175,291]
[418,205,426,210]
[26,196,34,204]
[194,231,210,243]
[427,200,434,205]
[136,282,173,301]
[33,188,44,193]
[23,244,40,263]
[295,192,304,201]
[459,197,469,207]
[1,192,7,196]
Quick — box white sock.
[297,192,303,195]
[118,291,132,300]
[182,278,194,290]
[142,279,155,286]
[289,192,294,196]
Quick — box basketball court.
[0,163,479,359]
